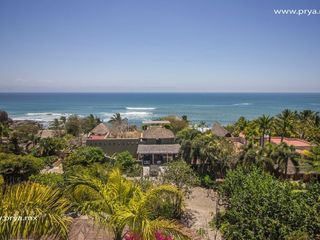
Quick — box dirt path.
[184,187,222,240]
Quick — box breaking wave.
[13,112,71,122]
[101,111,153,121]
[126,107,156,110]
[232,103,252,106]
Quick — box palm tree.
[0,182,71,239]
[256,115,273,147]
[297,110,315,139]
[108,113,129,137]
[197,121,208,132]
[234,116,249,136]
[176,128,200,164]
[67,169,188,240]
[271,142,297,177]
[275,109,294,142]
[302,146,320,173]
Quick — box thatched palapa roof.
[38,130,62,139]
[137,144,180,154]
[142,120,170,125]
[211,122,231,137]
[142,126,175,139]
[90,123,110,136]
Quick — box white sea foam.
[13,112,71,122]
[101,111,153,121]
[232,103,252,106]
[126,107,156,110]
[26,112,66,116]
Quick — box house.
[86,122,180,165]
[211,122,231,137]
[86,121,181,165]
[37,129,63,139]
[138,126,180,165]
[87,123,111,140]
[267,137,312,152]
[211,122,246,151]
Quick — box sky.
[0,0,319,92]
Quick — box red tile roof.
[269,137,312,149]
[88,135,106,140]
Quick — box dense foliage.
[64,146,105,169]
[111,151,142,177]
[177,129,237,178]
[161,160,199,195]
[29,173,64,188]
[0,153,44,183]
[216,167,320,240]
[229,109,320,144]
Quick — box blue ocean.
[0,93,320,126]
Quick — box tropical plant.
[256,115,273,146]
[108,113,129,137]
[0,153,44,183]
[81,114,101,134]
[67,169,188,240]
[301,146,320,173]
[161,116,189,134]
[161,160,199,195]
[216,167,320,240]
[65,115,82,136]
[176,128,201,164]
[35,137,66,157]
[275,109,295,142]
[0,123,10,144]
[63,146,106,170]
[271,142,297,177]
[0,182,71,239]
[29,173,65,188]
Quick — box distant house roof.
[142,126,175,139]
[90,123,110,136]
[37,130,61,139]
[269,137,312,150]
[142,120,171,125]
[137,144,181,154]
[211,122,231,137]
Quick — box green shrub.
[0,153,44,183]
[64,146,105,170]
[29,173,64,188]
[216,167,320,240]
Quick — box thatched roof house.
[37,129,62,139]
[137,144,181,155]
[142,126,175,139]
[142,120,170,125]
[211,122,231,137]
[89,123,110,136]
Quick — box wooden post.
[166,153,169,163]
[152,154,154,165]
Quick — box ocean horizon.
[1,92,320,126]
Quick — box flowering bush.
[155,230,174,240]
[123,232,141,240]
